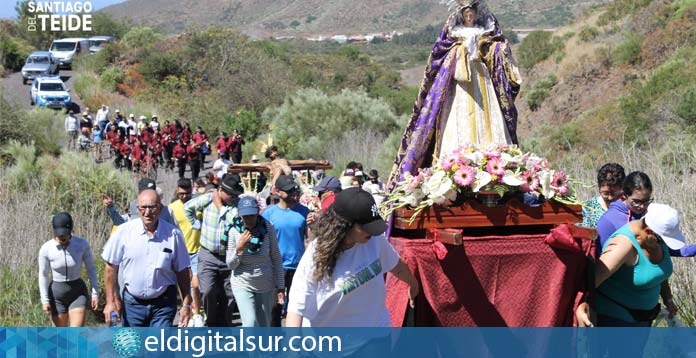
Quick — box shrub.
[121,27,161,49]
[525,75,558,111]
[0,96,64,156]
[578,26,600,42]
[0,35,33,72]
[613,34,643,65]
[677,86,696,125]
[263,88,401,162]
[517,31,563,70]
[99,66,124,92]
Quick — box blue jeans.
[231,286,275,327]
[122,285,177,327]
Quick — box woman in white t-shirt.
[286,187,419,327]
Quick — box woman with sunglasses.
[225,195,284,326]
[596,171,696,258]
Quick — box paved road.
[1,69,85,113]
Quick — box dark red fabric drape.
[386,225,593,327]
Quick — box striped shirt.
[183,192,237,255]
[225,217,284,293]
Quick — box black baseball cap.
[220,173,244,196]
[275,175,299,193]
[52,212,73,236]
[332,187,386,236]
[138,177,156,192]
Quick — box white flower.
[472,170,492,192]
[424,171,454,204]
[502,169,526,186]
[538,169,556,199]
[463,150,484,164]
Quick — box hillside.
[514,0,696,168]
[100,0,608,37]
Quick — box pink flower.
[521,170,540,192]
[486,157,506,176]
[552,171,569,195]
[406,175,421,192]
[441,154,459,171]
[453,166,475,187]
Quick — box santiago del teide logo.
[24,1,93,32]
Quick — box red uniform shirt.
[186,144,199,161]
[173,144,186,159]
[215,137,227,153]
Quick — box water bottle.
[110,311,120,327]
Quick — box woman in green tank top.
[576,203,686,327]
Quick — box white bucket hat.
[644,203,686,250]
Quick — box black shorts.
[48,279,88,314]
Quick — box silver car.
[21,51,59,85]
[89,36,116,54]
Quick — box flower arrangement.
[382,144,581,221]
[299,186,322,212]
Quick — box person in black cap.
[38,212,100,326]
[261,174,311,324]
[313,175,342,213]
[183,173,245,326]
[286,187,419,328]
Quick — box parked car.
[29,76,71,109]
[88,35,116,54]
[49,38,89,69]
[21,51,59,84]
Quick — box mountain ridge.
[100,0,609,38]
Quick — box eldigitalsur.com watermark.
[25,1,93,32]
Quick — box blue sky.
[0,0,126,19]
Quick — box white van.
[49,38,89,69]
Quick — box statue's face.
[462,7,476,26]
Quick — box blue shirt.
[262,204,309,270]
[101,218,190,300]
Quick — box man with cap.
[38,212,100,327]
[314,175,341,213]
[261,175,311,323]
[64,110,79,150]
[286,187,419,327]
[102,189,192,327]
[127,114,137,137]
[183,173,244,326]
[577,203,686,329]
[137,115,147,136]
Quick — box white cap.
[129,113,135,118]
[139,115,147,120]
[644,203,686,250]
[115,109,120,113]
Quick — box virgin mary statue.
[387,0,521,189]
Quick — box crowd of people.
[40,154,404,329]
[64,105,247,180]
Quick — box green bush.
[597,0,652,26]
[99,66,124,92]
[139,51,182,83]
[0,96,65,156]
[578,26,600,42]
[677,86,696,125]
[517,31,563,70]
[613,34,643,65]
[121,27,162,49]
[0,35,33,71]
[525,75,558,111]
[263,88,401,160]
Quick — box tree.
[262,88,401,161]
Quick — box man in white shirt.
[95,104,109,124]
[64,111,79,150]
